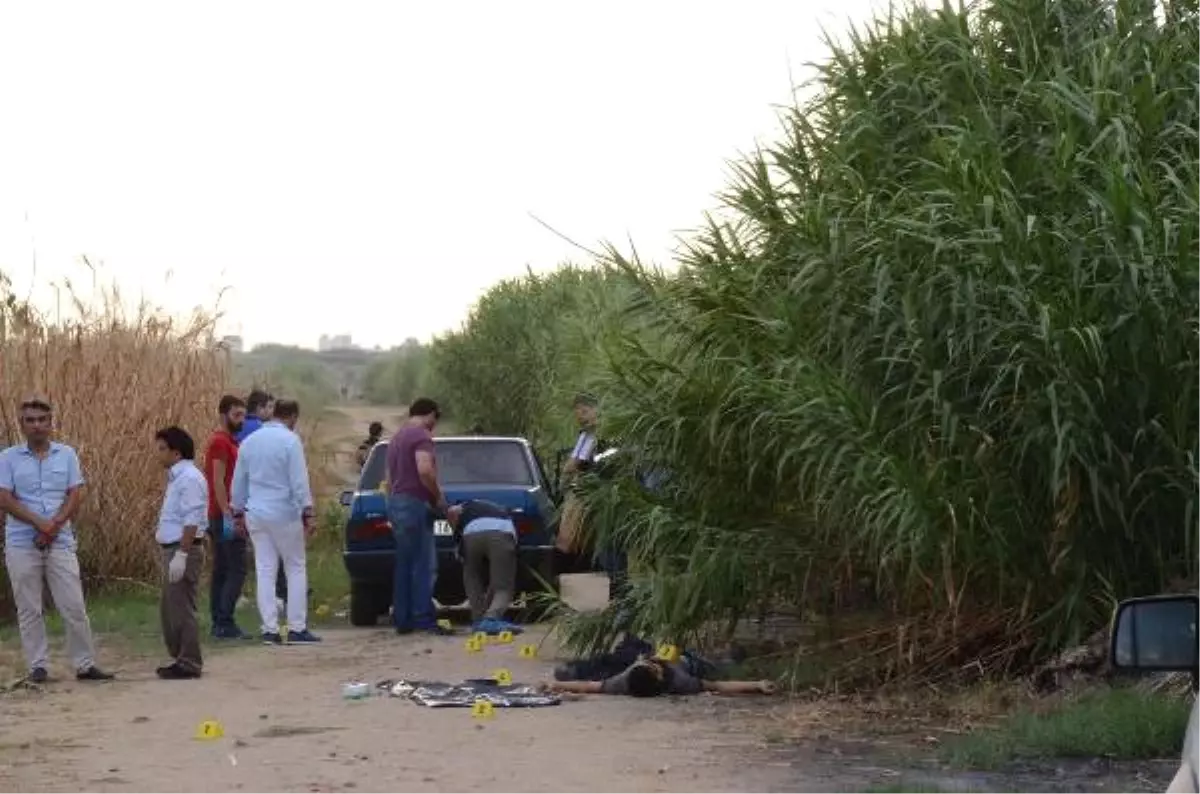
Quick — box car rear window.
[436,440,534,486]
[356,439,535,490]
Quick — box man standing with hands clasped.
[0,397,112,684]
[231,398,321,645]
[153,426,208,679]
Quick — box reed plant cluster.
[0,278,230,595]
[432,0,1199,680]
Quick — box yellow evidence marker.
[518,644,537,659]
[656,644,681,663]
[496,630,514,644]
[194,720,224,741]
[315,604,330,618]
[465,636,484,653]
[471,699,495,720]
[492,668,513,686]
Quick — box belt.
[159,540,204,550]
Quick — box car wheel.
[434,578,467,609]
[349,583,379,627]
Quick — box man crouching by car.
[447,500,523,636]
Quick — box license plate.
[434,520,453,536]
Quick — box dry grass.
[0,282,230,593]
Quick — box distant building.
[219,335,244,353]
[318,334,357,352]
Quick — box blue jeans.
[387,495,436,630]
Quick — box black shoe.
[286,629,322,644]
[76,666,114,681]
[213,625,252,640]
[28,667,48,684]
[156,663,201,680]
[262,632,284,645]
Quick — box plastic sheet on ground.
[377,678,561,708]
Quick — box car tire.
[434,578,467,609]
[349,583,379,627]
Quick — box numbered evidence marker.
[496,630,514,644]
[518,643,538,659]
[464,636,484,653]
[194,720,225,741]
[492,668,513,686]
[656,644,681,663]
[471,699,495,720]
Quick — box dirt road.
[0,577,804,794]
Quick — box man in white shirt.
[230,398,319,645]
[153,425,209,680]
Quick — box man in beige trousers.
[0,397,112,684]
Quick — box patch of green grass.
[0,501,353,674]
[943,687,1191,769]
[861,782,948,793]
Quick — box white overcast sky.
[0,0,913,350]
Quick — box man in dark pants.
[385,398,451,636]
[447,499,521,635]
[205,395,248,639]
[153,426,208,679]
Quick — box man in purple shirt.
[386,398,449,635]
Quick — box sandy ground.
[0,577,806,794]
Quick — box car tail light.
[351,516,392,542]
[512,515,538,536]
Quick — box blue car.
[339,435,561,627]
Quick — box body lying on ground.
[544,657,774,697]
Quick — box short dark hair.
[625,661,667,698]
[218,395,246,415]
[573,392,598,408]
[155,426,196,460]
[272,398,300,420]
[19,398,52,413]
[247,390,273,413]
[368,421,383,436]
[409,398,440,419]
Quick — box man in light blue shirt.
[447,499,522,636]
[230,398,320,645]
[235,389,291,605]
[0,397,112,684]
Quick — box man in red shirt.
[206,395,247,639]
